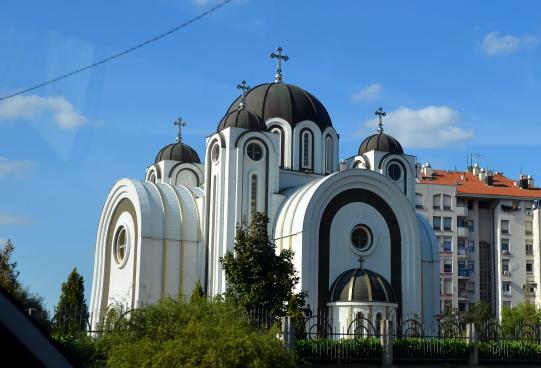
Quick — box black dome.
[329,268,397,303]
[217,108,267,132]
[224,83,333,131]
[155,142,201,164]
[358,133,403,155]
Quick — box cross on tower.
[270,46,289,83]
[375,107,386,134]
[237,80,251,109]
[173,117,186,143]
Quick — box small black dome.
[329,268,397,303]
[155,142,201,164]
[224,83,333,131]
[217,108,267,132]
[358,133,403,155]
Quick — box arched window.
[149,173,156,183]
[250,174,258,218]
[301,130,313,170]
[270,127,284,167]
[325,136,333,174]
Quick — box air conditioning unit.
[503,271,511,276]
[502,250,510,255]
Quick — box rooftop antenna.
[173,117,186,143]
[270,46,289,83]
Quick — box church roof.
[419,170,541,199]
[155,142,201,164]
[217,108,267,132]
[358,132,404,155]
[223,82,333,131]
[329,268,397,304]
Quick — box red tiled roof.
[419,170,541,199]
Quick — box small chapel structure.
[90,48,440,332]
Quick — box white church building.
[90,48,440,332]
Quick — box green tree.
[501,302,541,336]
[0,239,49,324]
[220,213,301,316]
[464,301,493,328]
[190,280,205,303]
[97,297,296,368]
[53,267,89,337]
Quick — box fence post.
[466,322,478,365]
[380,319,393,365]
[281,316,296,352]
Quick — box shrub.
[296,338,382,362]
[479,340,541,361]
[97,297,296,368]
[393,337,471,362]
[54,333,104,368]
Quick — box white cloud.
[0,157,35,176]
[0,94,87,129]
[363,106,474,149]
[352,83,383,102]
[480,31,538,56]
[0,214,32,227]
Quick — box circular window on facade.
[387,163,401,181]
[113,226,128,265]
[246,142,263,161]
[211,143,220,164]
[350,225,373,253]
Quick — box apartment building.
[416,163,541,317]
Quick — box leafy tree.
[220,212,302,316]
[190,280,205,303]
[0,239,49,324]
[464,301,493,327]
[501,302,541,336]
[53,267,89,337]
[97,297,296,368]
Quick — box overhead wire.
[0,0,234,102]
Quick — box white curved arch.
[266,117,293,169]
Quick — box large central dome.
[223,82,333,131]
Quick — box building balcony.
[458,290,469,299]
[457,227,469,238]
[455,206,468,217]
[502,270,511,277]
[457,248,467,257]
[458,269,470,278]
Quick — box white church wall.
[278,170,322,192]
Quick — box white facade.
[90,78,440,331]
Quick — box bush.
[97,297,296,368]
[296,338,382,362]
[479,340,541,361]
[54,334,104,368]
[393,337,471,362]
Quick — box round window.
[113,226,128,265]
[350,225,373,253]
[246,142,263,161]
[211,143,220,163]
[387,163,401,181]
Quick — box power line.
[0,0,234,102]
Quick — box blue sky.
[1,0,540,310]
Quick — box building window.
[211,143,220,163]
[433,194,441,209]
[387,163,401,181]
[301,130,313,169]
[501,240,510,255]
[458,239,466,255]
[458,302,467,312]
[443,278,453,295]
[467,240,475,252]
[525,221,533,235]
[467,219,474,231]
[526,242,533,255]
[270,127,283,167]
[250,174,258,216]
[433,216,441,231]
[502,282,511,296]
[457,198,466,207]
[113,226,128,265]
[443,258,453,273]
[415,193,424,209]
[526,262,533,274]
[442,237,452,252]
[325,136,333,174]
[501,220,509,234]
[149,173,157,183]
[502,260,509,274]
[246,142,263,161]
[350,225,373,253]
[443,217,452,231]
[443,195,452,210]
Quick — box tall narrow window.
[325,136,332,174]
[501,220,509,234]
[250,174,258,218]
[301,130,313,170]
[415,193,424,209]
[271,128,283,167]
[443,195,452,210]
[433,194,441,209]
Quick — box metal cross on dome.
[237,80,251,109]
[375,107,386,134]
[173,116,186,143]
[270,46,289,83]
